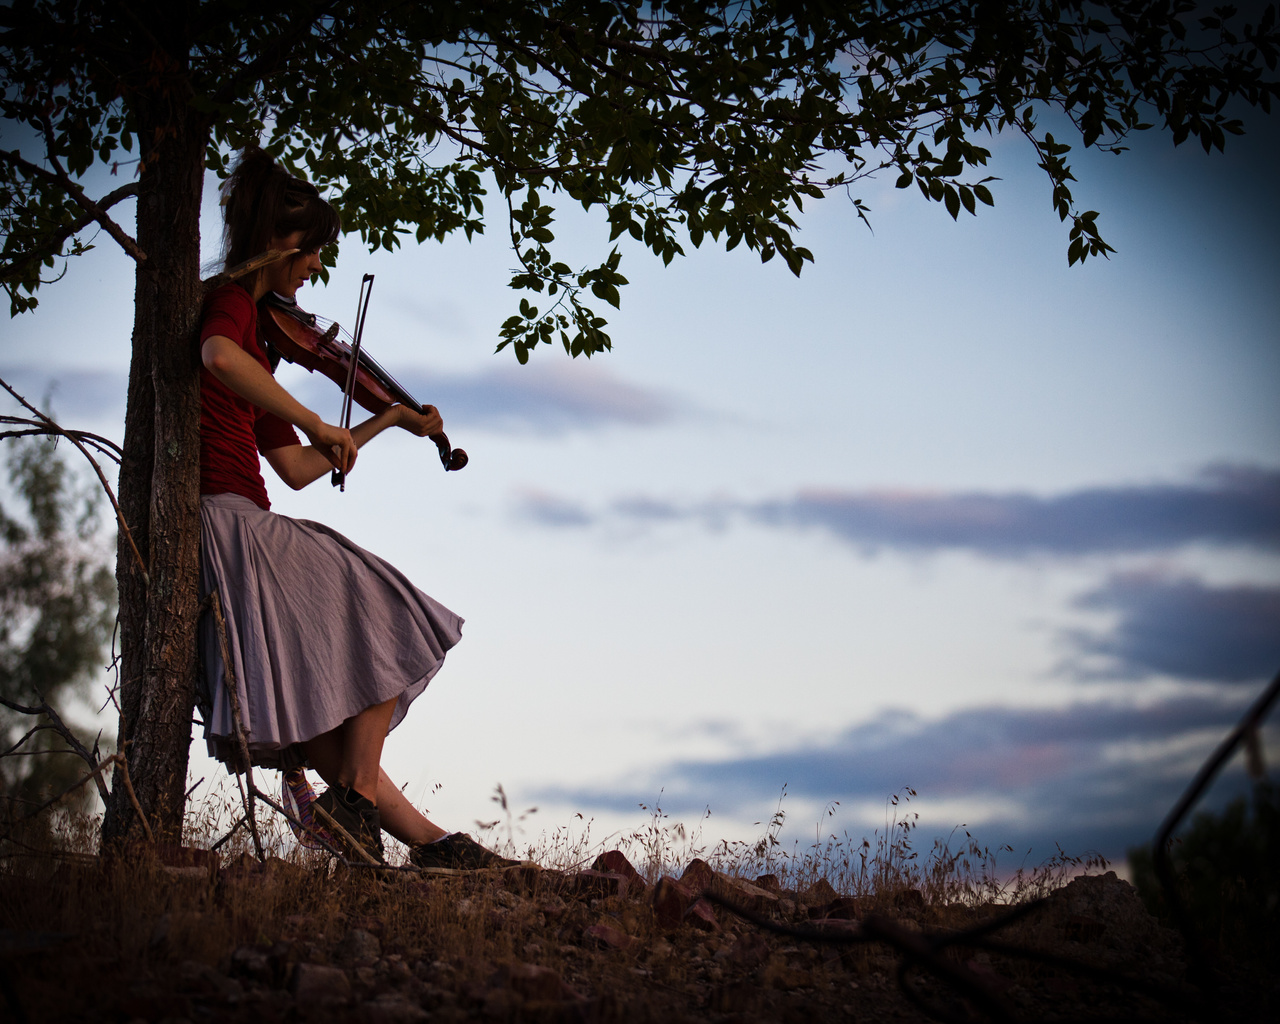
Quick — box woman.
[198,148,510,871]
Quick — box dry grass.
[0,782,1128,1024]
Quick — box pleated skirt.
[197,493,463,770]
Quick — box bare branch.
[0,418,124,463]
[0,696,110,805]
[0,754,150,843]
[201,247,297,293]
[0,376,148,585]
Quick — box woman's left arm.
[263,403,444,489]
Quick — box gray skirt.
[197,493,463,770]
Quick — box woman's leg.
[302,698,448,846]
[371,768,448,846]
[302,696,396,801]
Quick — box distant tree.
[1129,780,1280,968]
[0,431,116,826]
[1,1,1276,841]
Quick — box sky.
[2,102,1278,875]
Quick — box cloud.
[4,358,681,437]
[749,466,1280,555]
[310,361,680,434]
[515,489,595,528]
[537,694,1265,862]
[517,465,1280,554]
[1072,574,1280,683]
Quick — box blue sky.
[2,107,1277,871]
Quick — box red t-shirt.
[200,283,301,510]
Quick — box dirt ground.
[2,847,1275,1023]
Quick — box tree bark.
[101,74,210,844]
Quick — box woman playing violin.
[199,147,511,870]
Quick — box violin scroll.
[437,439,467,471]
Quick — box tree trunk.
[101,95,210,844]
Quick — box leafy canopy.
[2,0,1277,360]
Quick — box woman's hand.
[301,419,357,474]
[394,403,444,438]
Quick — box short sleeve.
[255,410,301,452]
[201,285,256,348]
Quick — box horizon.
[2,111,1278,870]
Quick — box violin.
[259,285,468,478]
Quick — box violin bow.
[332,273,375,490]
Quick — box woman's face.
[264,230,325,300]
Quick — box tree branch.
[0,182,139,282]
[0,421,124,463]
[200,247,297,293]
[0,753,148,842]
[0,377,148,585]
[206,0,345,106]
[0,696,111,805]
[0,148,146,264]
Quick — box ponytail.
[220,147,341,272]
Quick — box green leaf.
[944,185,960,219]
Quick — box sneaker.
[281,768,334,850]
[311,785,384,864]
[410,833,520,872]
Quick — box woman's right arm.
[201,334,357,472]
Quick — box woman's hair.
[220,147,341,272]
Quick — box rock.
[724,932,771,968]
[893,888,925,911]
[710,874,778,913]
[591,851,647,896]
[229,944,273,983]
[177,960,244,1001]
[808,896,865,920]
[292,963,351,1008]
[492,960,580,1001]
[762,954,812,991]
[804,878,838,905]
[336,928,382,963]
[678,860,779,913]
[583,923,633,950]
[1041,871,1169,960]
[754,873,782,893]
[564,869,632,900]
[357,994,429,1024]
[503,863,543,894]
[680,858,715,896]
[686,899,720,932]
[653,877,695,930]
